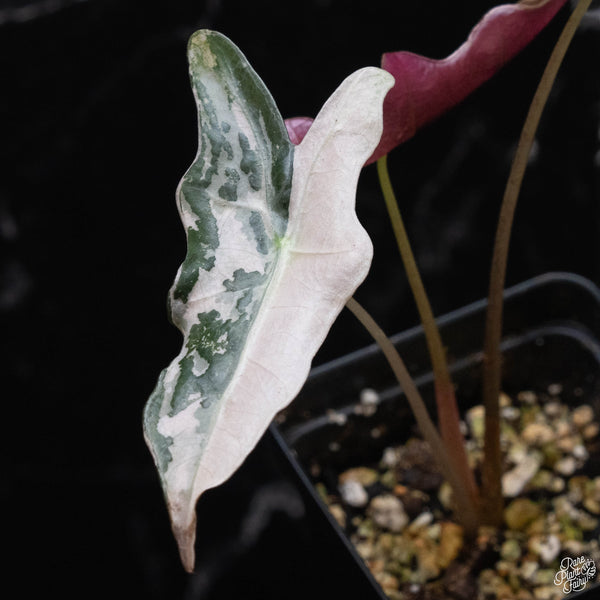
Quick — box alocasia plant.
[143,29,393,572]
[145,0,585,575]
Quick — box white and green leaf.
[143,29,394,572]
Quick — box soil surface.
[315,388,600,599]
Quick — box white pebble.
[556,421,572,437]
[522,423,555,446]
[573,405,594,428]
[583,423,599,440]
[543,401,562,417]
[327,410,347,426]
[355,388,379,417]
[502,452,542,497]
[537,535,561,564]
[520,560,539,581]
[501,406,520,421]
[380,447,399,469]
[554,456,577,476]
[518,391,537,405]
[360,387,379,406]
[367,494,408,533]
[408,511,434,532]
[339,480,368,508]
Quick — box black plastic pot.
[275,271,600,599]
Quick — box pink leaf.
[284,0,568,164]
[285,116,313,145]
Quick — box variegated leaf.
[143,29,394,572]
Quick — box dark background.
[2,0,599,598]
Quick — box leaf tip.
[170,502,198,573]
[188,29,219,70]
[178,534,197,573]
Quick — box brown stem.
[480,0,592,527]
[377,155,480,511]
[346,297,479,535]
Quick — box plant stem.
[377,155,480,510]
[480,0,592,527]
[346,297,479,535]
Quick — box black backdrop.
[2,1,599,598]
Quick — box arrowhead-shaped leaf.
[285,0,568,162]
[143,30,394,572]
